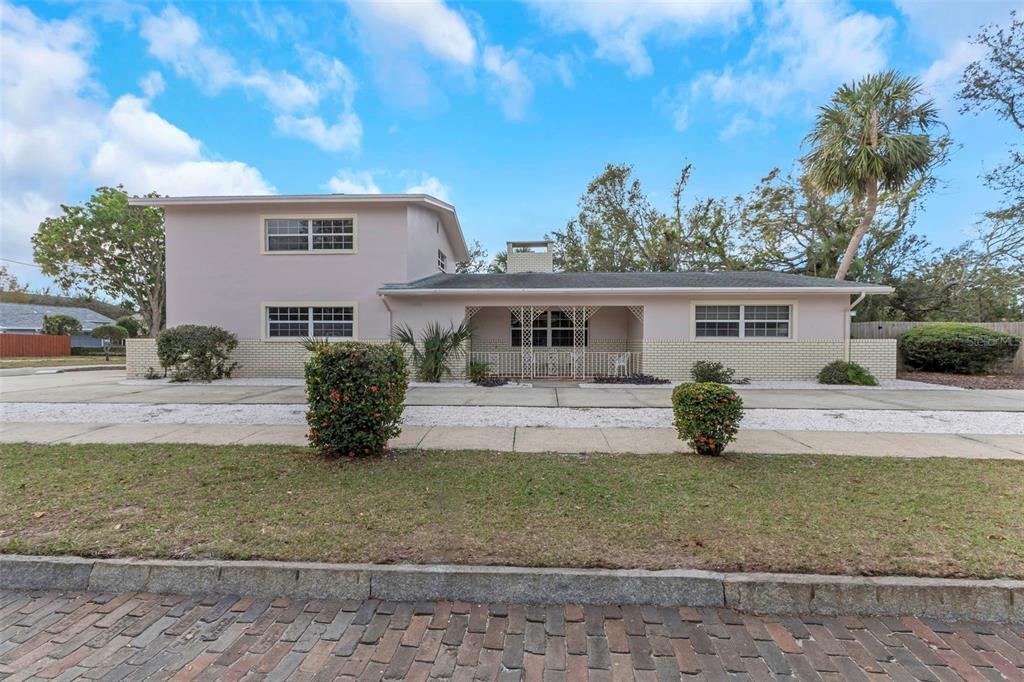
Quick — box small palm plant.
[393,320,473,382]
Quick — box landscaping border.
[2,555,1021,621]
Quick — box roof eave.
[378,285,895,296]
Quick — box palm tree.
[393,320,473,383]
[803,70,941,280]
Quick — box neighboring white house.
[0,301,115,347]
[125,193,896,381]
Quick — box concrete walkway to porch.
[2,421,1022,459]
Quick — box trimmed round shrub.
[156,324,238,381]
[817,360,878,386]
[671,382,744,456]
[91,324,128,345]
[900,323,1020,374]
[690,361,750,384]
[115,315,143,338]
[40,313,82,336]
[305,342,409,457]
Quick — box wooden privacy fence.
[0,333,71,357]
[851,321,1024,373]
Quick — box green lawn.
[0,356,123,368]
[1,443,1022,578]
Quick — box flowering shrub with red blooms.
[304,342,409,457]
[671,382,744,456]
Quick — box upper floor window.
[267,305,354,338]
[265,217,355,252]
[512,310,589,347]
[694,304,791,338]
[437,249,447,272]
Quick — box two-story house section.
[127,193,896,381]
[140,194,466,346]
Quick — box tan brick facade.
[128,338,390,379]
[129,338,895,381]
[641,339,896,381]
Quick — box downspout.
[379,294,393,341]
[845,292,867,362]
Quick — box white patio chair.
[608,352,630,377]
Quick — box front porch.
[465,305,644,379]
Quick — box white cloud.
[526,0,750,77]
[344,0,476,66]
[343,0,477,109]
[241,2,306,43]
[654,87,689,132]
[895,1,1022,112]
[90,95,274,196]
[1,1,100,270]
[139,5,361,151]
[921,39,986,110]
[323,169,449,200]
[139,70,165,98]
[895,0,1022,47]
[482,46,534,121]
[403,172,449,201]
[325,170,382,194]
[275,113,362,153]
[0,2,273,287]
[688,0,893,127]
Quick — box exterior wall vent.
[506,241,554,273]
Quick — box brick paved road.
[0,591,1022,681]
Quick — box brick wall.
[129,337,895,381]
[128,337,469,380]
[128,338,393,379]
[641,339,896,381]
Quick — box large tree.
[802,70,943,280]
[549,164,681,272]
[959,11,1024,208]
[33,187,166,336]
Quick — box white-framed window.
[511,310,589,347]
[266,306,354,338]
[264,217,354,252]
[694,304,791,338]
[437,249,447,272]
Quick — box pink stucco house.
[125,193,896,381]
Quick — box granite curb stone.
[1,554,1021,621]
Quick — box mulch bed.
[899,370,1024,390]
[591,373,670,385]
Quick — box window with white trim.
[265,217,354,252]
[511,310,589,347]
[267,306,354,338]
[437,249,447,272]
[694,304,790,338]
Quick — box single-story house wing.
[0,301,115,348]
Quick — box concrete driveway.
[1,369,1022,411]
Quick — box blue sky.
[2,0,1020,291]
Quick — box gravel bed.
[2,402,1021,434]
[579,379,962,390]
[124,378,959,391]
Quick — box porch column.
[564,306,598,379]
[510,306,536,380]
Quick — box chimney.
[506,240,553,273]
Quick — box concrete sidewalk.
[3,369,1024,410]
[2,420,1021,458]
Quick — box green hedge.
[900,323,1020,374]
[305,342,409,456]
[671,382,744,456]
[156,325,238,381]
